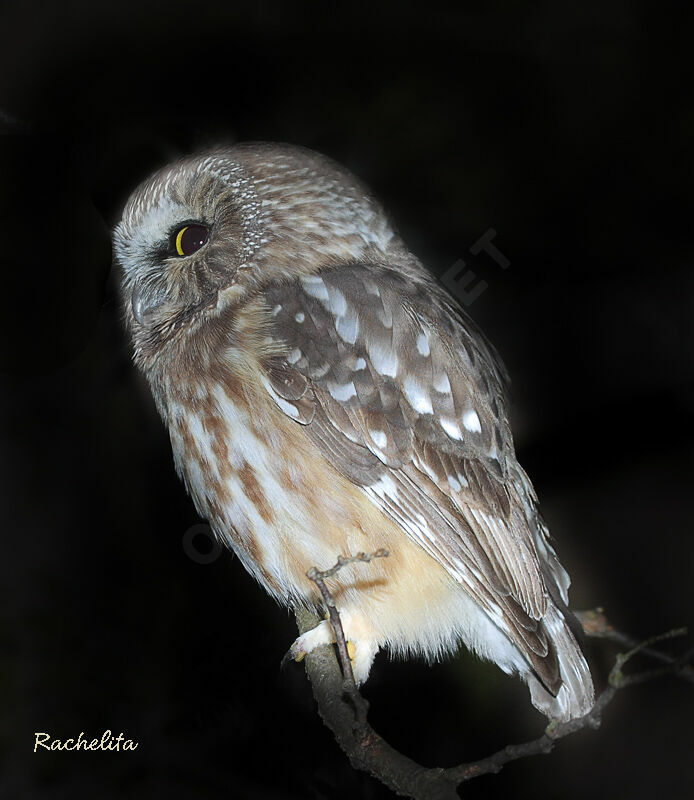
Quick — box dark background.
[1,2,692,798]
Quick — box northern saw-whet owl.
[113,142,594,721]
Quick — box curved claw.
[280,645,306,669]
[283,619,334,670]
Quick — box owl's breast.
[162,367,394,605]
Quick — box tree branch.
[295,555,692,800]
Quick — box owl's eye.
[173,224,209,257]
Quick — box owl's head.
[113,143,401,370]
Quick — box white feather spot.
[414,454,441,485]
[328,287,348,316]
[416,332,430,356]
[287,348,302,365]
[271,304,282,316]
[353,357,367,371]
[328,381,357,401]
[261,376,300,419]
[367,340,398,377]
[301,275,330,302]
[369,430,388,449]
[308,363,330,379]
[447,475,462,492]
[275,397,300,419]
[364,279,381,297]
[295,311,305,323]
[403,376,433,414]
[434,373,451,394]
[335,310,359,344]
[368,474,398,500]
[462,409,482,433]
[440,418,463,440]
[377,308,393,329]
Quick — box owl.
[113,143,594,722]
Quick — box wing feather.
[260,264,560,692]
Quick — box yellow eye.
[174,224,209,256]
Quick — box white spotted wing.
[261,264,561,692]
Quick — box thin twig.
[576,608,694,685]
[306,549,388,736]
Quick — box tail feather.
[526,604,594,721]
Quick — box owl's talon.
[280,648,294,669]
[347,640,356,661]
[280,642,309,668]
[284,619,335,669]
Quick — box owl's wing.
[261,264,560,692]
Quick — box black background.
[1,2,692,798]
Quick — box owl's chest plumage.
[160,359,395,605]
[156,349,471,648]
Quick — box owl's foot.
[285,619,334,664]
[283,616,378,685]
[346,637,378,685]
